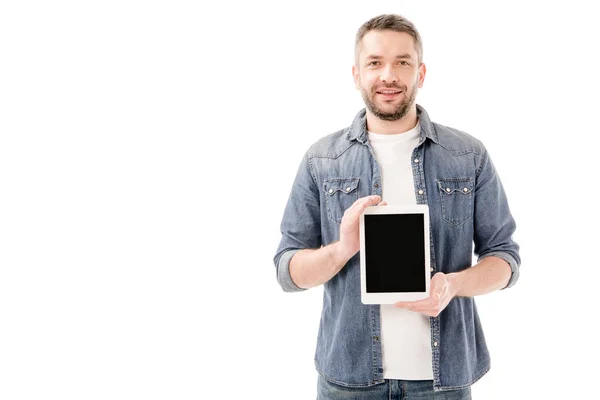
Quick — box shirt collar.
[346,103,439,145]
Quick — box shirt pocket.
[323,178,360,224]
[437,178,474,227]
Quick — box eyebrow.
[365,54,413,60]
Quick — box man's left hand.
[394,272,456,317]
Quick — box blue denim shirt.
[273,104,520,391]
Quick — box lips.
[375,88,403,99]
[376,89,402,94]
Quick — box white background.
[1,1,598,399]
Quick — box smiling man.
[355,30,422,125]
[273,14,520,399]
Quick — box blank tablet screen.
[364,213,426,293]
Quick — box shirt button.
[433,341,438,347]
[430,267,434,272]
[328,189,333,194]
[418,190,424,195]
[374,336,379,341]
[414,159,419,163]
[346,187,351,192]
[463,187,468,192]
[374,183,379,188]
[446,188,451,193]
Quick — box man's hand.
[394,272,456,317]
[337,195,387,260]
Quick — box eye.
[399,61,410,66]
[368,61,380,66]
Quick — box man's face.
[353,30,426,121]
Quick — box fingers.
[360,195,382,206]
[342,195,382,223]
[395,298,432,310]
[395,287,450,317]
[394,299,442,317]
[395,287,445,310]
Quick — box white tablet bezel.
[359,204,431,304]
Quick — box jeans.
[317,374,472,400]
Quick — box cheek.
[355,76,362,89]
[412,72,421,85]
[360,75,377,91]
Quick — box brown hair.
[355,14,423,65]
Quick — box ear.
[418,62,427,88]
[352,64,360,90]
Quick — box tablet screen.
[364,213,426,293]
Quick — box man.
[273,14,520,399]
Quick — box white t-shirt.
[367,121,433,380]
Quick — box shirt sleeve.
[273,150,322,292]
[473,146,521,289]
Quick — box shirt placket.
[362,139,385,384]
[411,142,442,388]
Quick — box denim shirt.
[273,104,520,391]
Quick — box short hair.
[355,14,423,65]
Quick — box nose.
[379,65,398,84]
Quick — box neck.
[365,106,418,134]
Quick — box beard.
[360,79,418,121]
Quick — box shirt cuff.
[277,249,308,293]
[478,251,520,290]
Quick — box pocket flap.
[323,178,359,196]
[437,179,473,195]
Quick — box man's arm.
[273,150,386,292]
[273,151,322,293]
[447,256,512,297]
[472,146,521,289]
[288,241,351,290]
[394,256,512,316]
[289,195,386,289]
[395,146,520,316]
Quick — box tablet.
[359,204,431,304]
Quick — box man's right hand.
[337,195,387,260]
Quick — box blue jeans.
[317,374,472,399]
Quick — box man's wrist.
[331,241,354,267]
[446,272,462,298]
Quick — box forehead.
[358,30,417,60]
